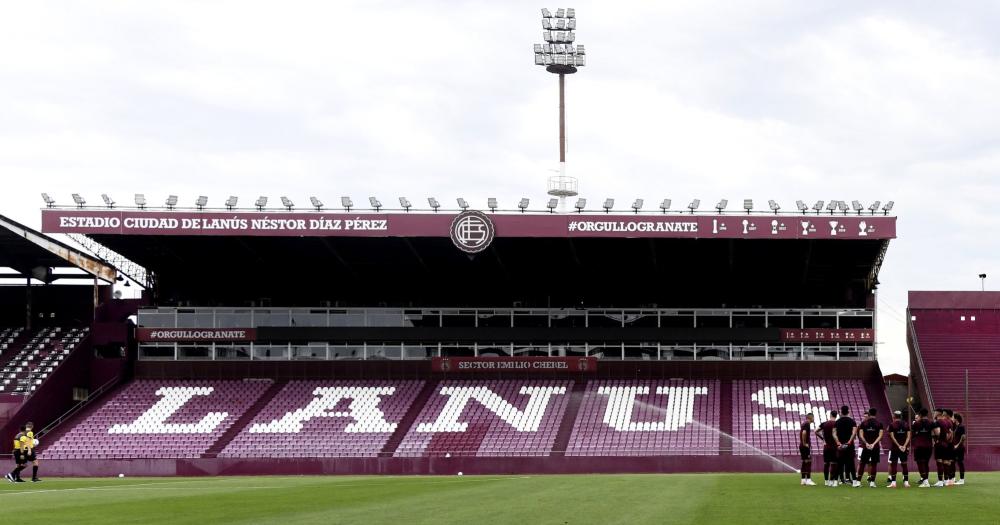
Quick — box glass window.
[550,312,586,328]
[290,310,328,327]
[624,343,658,360]
[253,344,289,360]
[330,345,364,359]
[477,344,512,357]
[216,310,252,328]
[696,345,730,360]
[403,344,437,359]
[292,344,327,359]
[404,310,438,328]
[367,310,404,327]
[513,311,549,328]
[254,310,291,327]
[366,344,401,360]
[216,345,251,360]
[441,344,474,357]
[177,344,211,360]
[138,344,174,360]
[176,310,214,328]
[329,310,364,327]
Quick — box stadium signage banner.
[41,210,896,240]
[432,357,597,373]
[136,328,257,342]
[777,328,874,342]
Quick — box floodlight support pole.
[559,73,566,164]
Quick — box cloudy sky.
[3,1,999,374]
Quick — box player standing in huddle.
[933,409,955,486]
[857,408,883,487]
[886,410,911,488]
[912,408,934,487]
[799,413,816,485]
[834,405,861,487]
[953,413,967,485]
[816,410,840,486]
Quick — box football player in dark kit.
[834,405,861,487]
[856,408,884,487]
[933,409,955,486]
[886,410,911,488]
[953,413,967,485]
[815,410,840,486]
[798,413,816,485]
[911,408,934,487]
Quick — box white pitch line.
[0,478,262,496]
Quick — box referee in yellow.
[6,425,27,483]
[23,422,41,482]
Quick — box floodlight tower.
[535,8,584,211]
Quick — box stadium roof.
[0,213,116,283]
[39,209,894,308]
[908,291,1000,310]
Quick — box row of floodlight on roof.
[541,8,575,19]
[42,193,894,215]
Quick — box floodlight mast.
[537,8,583,212]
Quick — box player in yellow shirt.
[22,422,41,482]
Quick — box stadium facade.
[12,200,987,476]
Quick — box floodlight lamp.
[574,198,586,212]
[101,194,115,208]
[660,199,671,213]
[310,196,324,211]
[546,198,558,212]
[813,200,824,213]
[868,201,881,213]
[602,198,614,212]
[838,201,849,213]
[399,197,412,211]
[716,199,729,212]
[556,8,565,18]
[255,196,267,210]
[518,198,529,212]
[542,18,552,30]
[457,198,469,210]
[576,45,585,55]
[534,54,545,65]
[195,196,208,210]
[280,196,294,211]
[488,198,498,211]
[368,196,380,211]
[428,197,440,211]
[852,200,864,214]
[566,8,575,17]
[225,196,238,210]
[768,200,780,213]
[541,8,552,17]
[574,55,586,67]
[688,199,700,213]
[632,198,643,213]
[534,43,543,53]
[71,193,86,208]
[41,193,55,208]
[795,200,807,213]
[882,201,894,214]
[166,195,178,209]
[341,196,353,211]
[134,194,146,209]
[567,18,576,30]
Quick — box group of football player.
[799,406,966,488]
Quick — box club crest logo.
[450,211,495,254]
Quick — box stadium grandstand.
[0,196,922,477]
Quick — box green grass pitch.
[3,473,998,524]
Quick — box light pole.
[979,273,987,291]
[535,8,585,210]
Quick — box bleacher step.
[203,380,287,458]
[550,378,586,457]
[380,379,439,457]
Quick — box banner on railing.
[136,328,257,342]
[432,356,597,373]
[778,328,874,342]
